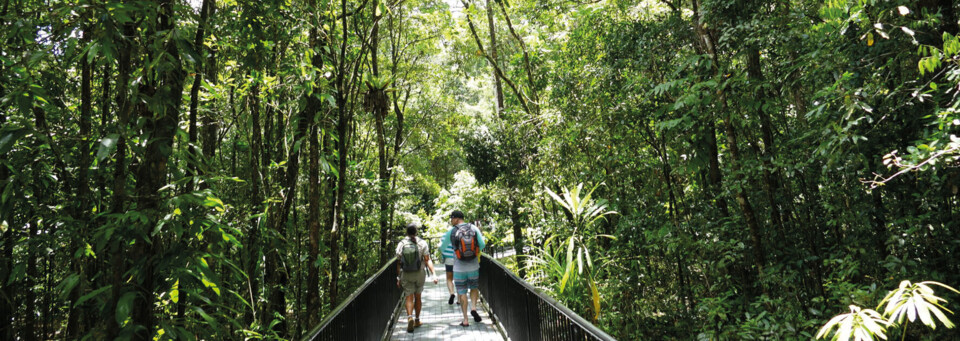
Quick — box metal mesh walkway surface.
[388,268,506,341]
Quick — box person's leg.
[413,269,426,327]
[454,270,470,325]
[405,294,414,316]
[401,272,417,332]
[414,293,422,319]
[459,292,470,324]
[467,271,482,322]
[470,289,479,311]
[445,264,455,294]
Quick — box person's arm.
[475,226,486,251]
[396,243,403,287]
[425,254,439,283]
[439,229,451,261]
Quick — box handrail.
[479,255,617,341]
[301,257,401,341]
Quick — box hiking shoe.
[448,294,455,305]
[415,319,423,328]
[471,310,482,322]
[407,317,415,333]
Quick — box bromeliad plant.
[817,280,959,341]
[536,183,617,322]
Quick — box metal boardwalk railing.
[302,254,616,341]
[478,255,616,341]
[301,257,401,341]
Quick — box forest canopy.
[1,0,960,339]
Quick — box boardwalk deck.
[388,269,506,341]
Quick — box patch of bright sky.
[629,0,690,20]
[444,0,464,17]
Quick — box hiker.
[396,223,438,333]
[447,210,486,327]
[440,219,458,305]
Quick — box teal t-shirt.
[445,223,485,273]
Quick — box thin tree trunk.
[486,0,503,113]
[306,117,322,326]
[25,203,38,341]
[0,110,11,340]
[264,75,311,338]
[130,0,186,336]
[745,48,787,243]
[496,0,538,107]
[246,82,263,326]
[67,21,94,338]
[305,17,325,325]
[328,0,352,307]
[691,0,766,276]
[370,0,393,266]
[187,0,212,192]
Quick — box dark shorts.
[445,264,454,273]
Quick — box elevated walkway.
[301,255,616,341]
[386,268,504,340]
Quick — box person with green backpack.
[395,223,438,333]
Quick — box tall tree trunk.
[67,21,94,338]
[328,0,352,307]
[0,7,11,329]
[264,77,311,338]
[130,0,186,336]
[305,15,326,325]
[370,0,393,266]
[0,114,11,341]
[25,169,39,341]
[306,116,322,327]
[486,0,504,114]
[187,0,212,193]
[201,40,218,183]
[496,0,539,110]
[691,0,766,276]
[246,82,263,326]
[704,121,729,218]
[24,221,37,341]
[745,47,787,243]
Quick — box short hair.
[450,210,465,219]
[406,223,419,236]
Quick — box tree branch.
[459,0,532,116]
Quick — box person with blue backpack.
[395,223,438,333]
[444,210,485,327]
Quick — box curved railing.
[300,257,401,341]
[479,255,617,341]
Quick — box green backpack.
[400,238,421,272]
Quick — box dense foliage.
[1,0,959,339]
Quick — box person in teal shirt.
[439,220,458,305]
[445,210,485,326]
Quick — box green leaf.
[559,237,575,293]
[97,134,120,161]
[0,127,30,155]
[74,285,112,307]
[57,274,81,301]
[193,306,222,331]
[170,279,180,303]
[589,276,600,321]
[116,291,137,326]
